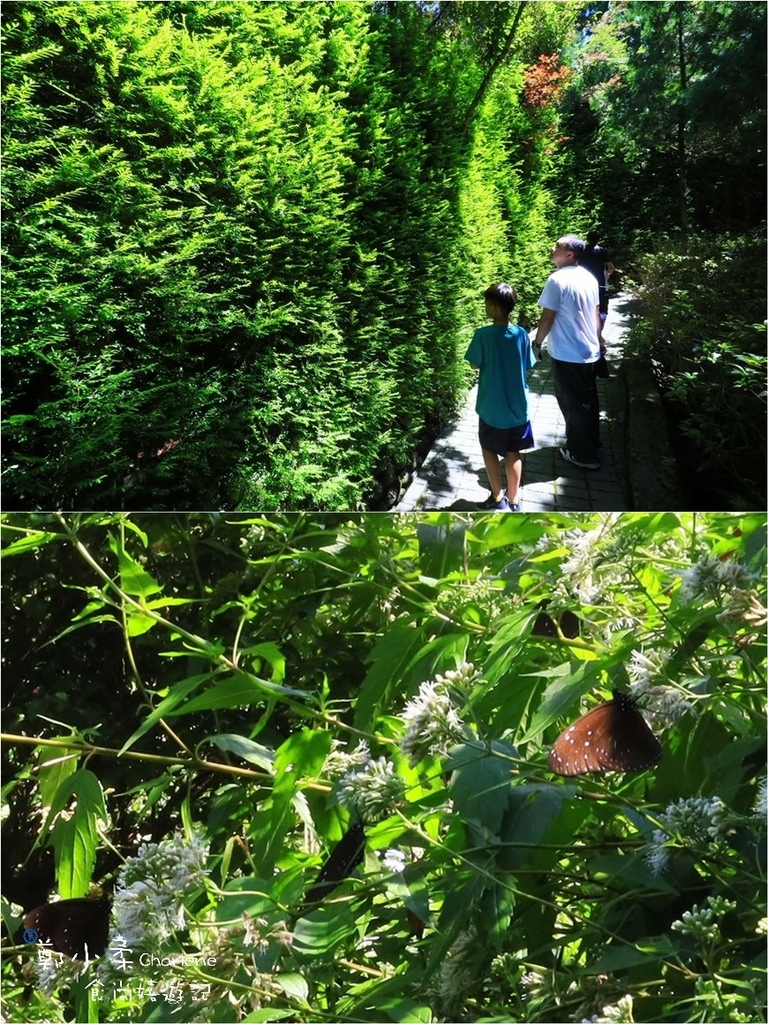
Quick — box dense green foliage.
[2,512,766,1022]
[560,0,767,510]
[562,0,766,245]
[2,1,764,510]
[627,233,767,510]
[2,1,581,510]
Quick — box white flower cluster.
[35,950,89,995]
[380,847,407,874]
[560,528,607,604]
[646,796,728,874]
[399,665,477,767]
[716,587,768,629]
[675,553,757,605]
[628,650,694,725]
[628,649,669,689]
[336,755,405,819]
[671,895,737,943]
[559,527,604,577]
[582,993,635,1023]
[109,831,209,951]
[754,776,768,819]
[323,739,372,780]
[520,965,550,1000]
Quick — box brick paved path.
[394,298,632,512]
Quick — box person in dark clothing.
[579,230,615,325]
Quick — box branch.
[460,0,526,137]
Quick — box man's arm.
[533,308,556,359]
[596,308,607,354]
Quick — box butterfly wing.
[300,821,366,911]
[532,601,580,640]
[548,700,613,775]
[559,610,581,639]
[594,693,663,772]
[532,611,558,637]
[23,898,110,959]
[548,693,662,776]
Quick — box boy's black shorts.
[479,418,534,457]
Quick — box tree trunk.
[676,3,689,242]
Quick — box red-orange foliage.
[523,54,573,108]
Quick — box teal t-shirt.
[464,323,535,429]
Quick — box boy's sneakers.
[560,447,600,471]
[477,491,504,509]
[477,492,521,511]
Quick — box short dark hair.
[557,234,586,261]
[484,282,518,314]
[586,229,601,245]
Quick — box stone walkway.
[394,297,633,512]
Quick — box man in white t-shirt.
[533,235,607,470]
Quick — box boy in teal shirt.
[464,283,536,511]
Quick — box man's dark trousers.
[551,358,600,464]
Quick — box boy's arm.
[465,329,482,370]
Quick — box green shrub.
[627,232,767,509]
[1,1,583,509]
[2,512,765,1022]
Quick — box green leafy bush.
[2,2,579,510]
[2,512,765,1022]
[627,233,767,509]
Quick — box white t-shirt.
[538,265,600,363]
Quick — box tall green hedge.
[2,0,579,510]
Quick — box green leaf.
[236,641,287,685]
[118,673,213,754]
[207,733,275,772]
[260,730,332,874]
[275,974,309,1004]
[165,672,306,715]
[591,938,675,972]
[0,528,60,557]
[416,520,467,577]
[517,661,596,744]
[354,622,425,732]
[37,745,80,809]
[46,770,107,897]
[447,740,514,837]
[499,784,578,871]
[243,1011,295,1022]
[108,533,162,599]
[291,901,360,959]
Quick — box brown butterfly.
[23,897,111,959]
[548,691,662,776]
